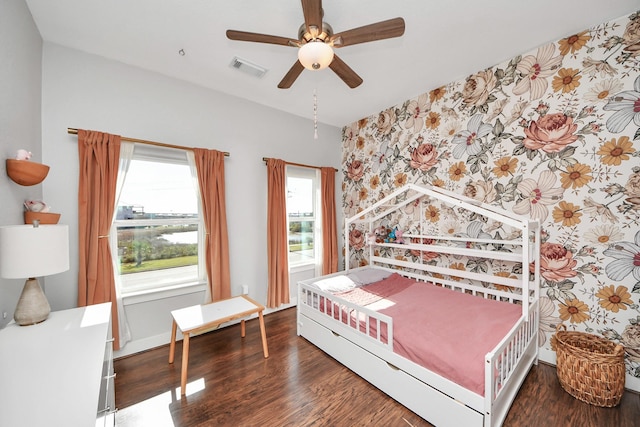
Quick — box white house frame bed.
[297,183,540,427]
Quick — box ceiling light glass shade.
[298,41,334,70]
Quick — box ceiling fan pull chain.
[314,88,319,140]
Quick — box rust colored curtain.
[77,130,123,349]
[321,167,338,275]
[193,148,231,302]
[266,159,289,307]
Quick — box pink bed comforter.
[332,273,522,396]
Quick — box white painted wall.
[0,0,43,328]
[39,43,343,355]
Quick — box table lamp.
[0,223,69,325]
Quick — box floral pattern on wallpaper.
[341,11,640,382]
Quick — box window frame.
[286,166,322,273]
[112,145,207,300]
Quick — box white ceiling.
[25,0,640,128]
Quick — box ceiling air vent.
[230,56,268,78]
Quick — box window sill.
[289,263,316,274]
[122,281,207,306]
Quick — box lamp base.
[14,278,51,326]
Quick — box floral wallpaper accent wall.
[341,11,640,390]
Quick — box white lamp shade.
[0,224,69,279]
[298,41,334,70]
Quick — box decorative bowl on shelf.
[24,211,61,225]
[6,159,50,186]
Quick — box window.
[286,166,321,270]
[113,146,204,295]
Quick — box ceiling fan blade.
[226,30,299,47]
[329,55,363,88]
[301,0,323,36]
[278,61,305,89]
[330,17,405,47]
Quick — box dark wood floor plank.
[115,307,639,427]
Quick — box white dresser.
[0,302,115,427]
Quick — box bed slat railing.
[389,269,522,304]
[370,258,528,304]
[371,256,523,291]
[485,300,539,410]
[299,283,394,352]
[376,240,524,262]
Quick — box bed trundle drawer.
[298,315,484,427]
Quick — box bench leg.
[180,332,190,396]
[258,310,269,358]
[241,319,246,338]
[169,320,177,364]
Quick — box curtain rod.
[67,128,230,157]
[262,157,338,172]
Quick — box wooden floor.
[115,307,640,427]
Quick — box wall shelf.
[24,211,60,225]
[6,159,50,186]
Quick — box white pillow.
[346,268,393,286]
[312,275,358,292]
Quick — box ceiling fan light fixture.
[298,41,334,70]
[226,2,405,88]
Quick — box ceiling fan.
[226,0,405,89]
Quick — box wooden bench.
[169,295,269,395]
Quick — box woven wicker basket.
[551,324,625,407]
